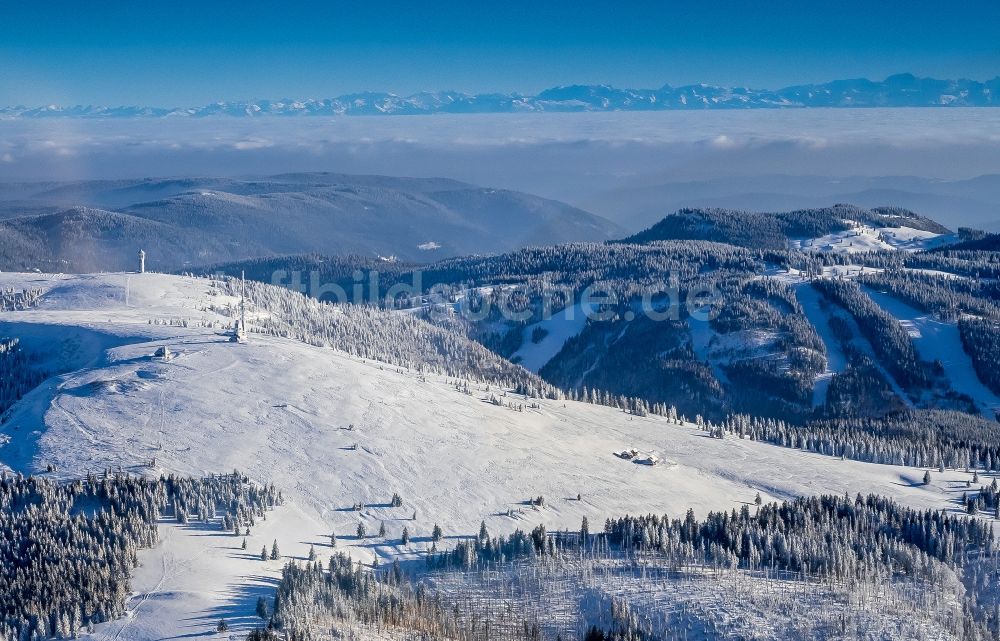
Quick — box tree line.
[857,270,1000,320]
[960,317,1000,398]
[812,278,931,392]
[0,338,45,418]
[0,470,276,641]
[257,492,1000,641]
[720,410,1000,471]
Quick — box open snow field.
[0,272,990,639]
[88,504,319,641]
[788,222,952,254]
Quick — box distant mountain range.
[4,74,999,118]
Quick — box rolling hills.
[0,174,623,271]
[213,205,1000,425]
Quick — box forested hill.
[620,205,950,249]
[938,232,1000,252]
[204,204,1000,428]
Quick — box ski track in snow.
[791,282,848,407]
[864,288,1000,416]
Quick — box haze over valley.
[3,108,1000,234]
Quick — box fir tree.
[391,558,403,584]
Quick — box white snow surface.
[511,303,588,372]
[0,272,988,639]
[788,221,951,254]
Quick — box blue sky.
[1,0,998,105]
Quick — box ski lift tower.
[138,249,146,274]
[230,270,248,343]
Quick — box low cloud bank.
[1,110,999,230]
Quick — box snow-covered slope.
[788,221,953,253]
[0,272,986,638]
[510,304,588,372]
[786,283,848,407]
[864,287,1000,416]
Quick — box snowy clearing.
[788,221,951,254]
